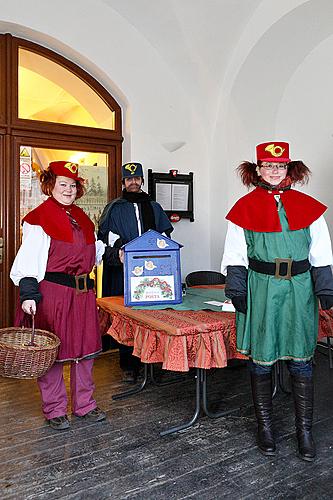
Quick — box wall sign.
[148,169,194,222]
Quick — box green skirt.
[236,269,318,365]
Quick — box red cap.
[48,161,84,181]
[256,141,290,163]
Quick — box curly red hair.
[39,169,85,199]
[237,160,311,187]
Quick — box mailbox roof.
[124,229,182,251]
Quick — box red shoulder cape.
[23,197,95,243]
[226,187,327,232]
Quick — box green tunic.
[236,201,318,365]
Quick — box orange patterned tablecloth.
[97,296,245,372]
[318,308,333,340]
[97,296,333,372]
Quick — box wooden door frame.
[0,37,6,123]
[11,133,122,243]
[1,133,15,327]
[2,135,122,327]
[9,36,122,141]
[0,34,124,327]
[0,133,6,327]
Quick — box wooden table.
[97,295,244,435]
[97,294,333,434]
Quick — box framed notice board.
[148,169,194,222]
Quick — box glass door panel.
[18,48,116,130]
[0,37,6,123]
[19,146,108,229]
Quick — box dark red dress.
[16,224,101,361]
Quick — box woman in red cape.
[11,161,106,430]
[221,141,333,461]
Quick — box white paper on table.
[204,300,224,307]
[221,300,235,312]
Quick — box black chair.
[185,270,225,287]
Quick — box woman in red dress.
[10,161,106,430]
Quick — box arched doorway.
[0,34,123,327]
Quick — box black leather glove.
[318,295,333,310]
[231,296,247,314]
[104,245,123,266]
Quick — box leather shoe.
[297,430,316,462]
[48,415,70,431]
[77,407,106,422]
[257,426,276,456]
[76,407,106,422]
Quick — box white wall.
[2,0,333,277]
[210,0,333,270]
[0,0,211,279]
[276,34,333,230]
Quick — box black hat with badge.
[121,162,143,178]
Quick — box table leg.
[328,336,333,369]
[112,364,149,400]
[316,340,333,369]
[112,364,240,435]
[159,368,202,436]
[201,368,239,418]
[149,364,186,386]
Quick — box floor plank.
[1,350,333,499]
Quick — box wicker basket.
[0,326,60,379]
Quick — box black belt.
[248,257,310,280]
[44,272,94,293]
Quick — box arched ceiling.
[101,0,332,137]
[2,0,333,145]
[101,0,262,123]
[227,0,333,141]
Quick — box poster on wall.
[74,164,108,228]
[148,169,194,221]
[20,146,32,190]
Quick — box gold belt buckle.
[274,258,292,280]
[75,274,88,293]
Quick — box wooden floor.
[1,349,333,499]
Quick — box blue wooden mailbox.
[123,229,183,306]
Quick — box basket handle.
[27,309,37,347]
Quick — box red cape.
[23,197,95,243]
[226,187,327,232]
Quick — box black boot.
[250,372,276,456]
[291,374,316,462]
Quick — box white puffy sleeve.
[10,223,50,285]
[95,235,106,265]
[221,221,248,275]
[309,215,333,266]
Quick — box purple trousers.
[37,358,97,419]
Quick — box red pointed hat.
[48,161,84,181]
[256,141,290,163]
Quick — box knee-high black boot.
[250,372,276,456]
[291,374,316,462]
